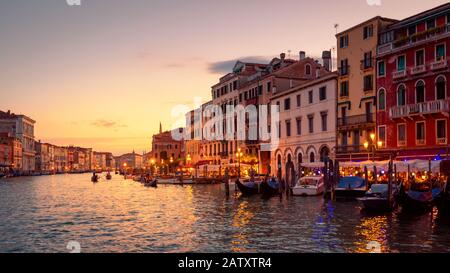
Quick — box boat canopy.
[338,176,366,189]
[338,160,443,173]
[300,162,325,168]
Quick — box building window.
[258,85,263,96]
[363,25,373,39]
[397,55,406,71]
[286,120,291,137]
[363,75,373,91]
[398,124,406,146]
[321,112,328,132]
[378,126,386,147]
[436,76,446,100]
[427,18,436,29]
[437,119,447,144]
[308,115,314,133]
[340,81,349,97]
[308,90,313,104]
[340,59,349,75]
[378,61,385,77]
[296,118,301,135]
[267,82,272,93]
[378,89,386,110]
[436,44,446,61]
[416,80,425,103]
[296,94,301,107]
[305,64,311,76]
[284,98,291,110]
[309,152,315,163]
[416,122,425,145]
[397,85,406,106]
[339,35,349,48]
[416,49,425,66]
[363,51,372,69]
[319,86,327,101]
[408,25,416,36]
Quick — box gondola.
[398,182,443,211]
[260,177,280,197]
[236,179,259,196]
[144,179,158,188]
[357,184,398,211]
[106,173,112,180]
[335,176,367,199]
[91,174,99,183]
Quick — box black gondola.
[236,179,259,196]
[357,184,398,211]
[144,179,158,188]
[91,174,99,183]
[398,182,443,211]
[260,178,280,197]
[106,172,112,180]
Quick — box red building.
[377,3,450,160]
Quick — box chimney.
[299,51,306,60]
[280,53,286,61]
[322,50,332,71]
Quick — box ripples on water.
[0,174,449,253]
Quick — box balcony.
[389,100,450,119]
[416,139,425,146]
[336,145,365,154]
[397,140,406,147]
[378,24,450,55]
[338,113,375,129]
[437,137,448,145]
[411,65,426,75]
[393,70,407,79]
[431,59,448,71]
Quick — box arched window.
[305,64,311,76]
[416,80,425,103]
[436,76,446,100]
[277,155,282,170]
[397,85,406,106]
[287,154,292,163]
[297,153,303,165]
[378,89,386,110]
[309,152,315,163]
[320,146,330,162]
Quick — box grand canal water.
[0,173,450,253]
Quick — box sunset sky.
[1,0,448,155]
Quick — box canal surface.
[0,173,450,253]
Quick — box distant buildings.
[145,123,184,166]
[0,110,36,172]
[116,151,143,170]
[0,132,22,171]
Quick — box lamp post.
[186,154,192,176]
[150,159,155,175]
[169,157,174,174]
[363,133,383,162]
[236,148,244,179]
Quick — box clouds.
[91,119,127,129]
[207,55,272,74]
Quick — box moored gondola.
[398,182,443,211]
[357,184,398,211]
[260,177,280,197]
[335,176,367,199]
[236,179,259,196]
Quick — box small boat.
[106,172,112,180]
[260,177,280,197]
[399,183,443,211]
[144,179,158,188]
[292,176,324,196]
[357,184,398,211]
[236,179,260,196]
[335,176,367,199]
[91,174,99,183]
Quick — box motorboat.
[292,176,324,196]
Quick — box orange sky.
[1,0,447,155]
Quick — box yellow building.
[335,17,397,161]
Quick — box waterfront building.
[376,3,450,160]
[184,109,202,167]
[197,52,331,173]
[270,67,338,181]
[0,110,36,172]
[93,151,107,171]
[335,17,397,161]
[116,151,143,170]
[0,132,22,171]
[53,145,68,172]
[35,141,55,172]
[147,124,184,164]
[67,146,93,172]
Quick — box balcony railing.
[393,70,407,79]
[336,145,365,154]
[378,24,450,55]
[338,113,375,127]
[389,100,450,119]
[411,65,426,75]
[431,59,448,70]
[437,137,448,145]
[397,140,406,147]
[416,139,425,146]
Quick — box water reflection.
[0,174,450,253]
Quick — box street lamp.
[170,157,174,174]
[364,133,383,162]
[150,158,155,175]
[236,148,244,179]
